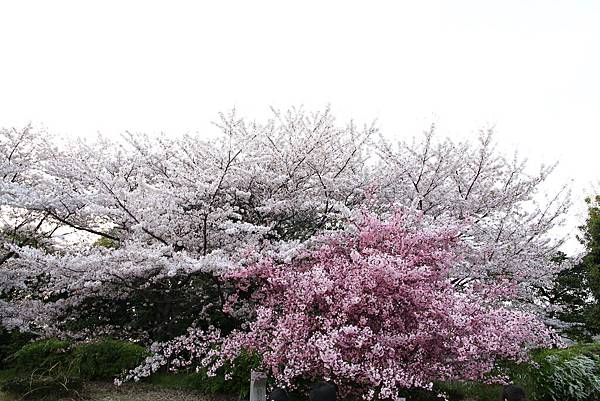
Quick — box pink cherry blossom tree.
[123,209,557,400]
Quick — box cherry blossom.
[123,209,558,400]
[0,108,569,344]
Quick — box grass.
[0,369,238,401]
[439,381,503,401]
[0,367,518,401]
[0,381,231,401]
[0,370,13,401]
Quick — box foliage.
[148,350,261,398]
[11,339,72,375]
[539,196,600,341]
[58,273,232,343]
[4,339,597,401]
[192,350,261,398]
[536,251,592,341]
[436,381,502,401]
[579,195,600,334]
[1,374,82,400]
[0,338,148,400]
[0,326,35,369]
[74,339,147,380]
[1,339,81,400]
[92,236,119,249]
[508,343,600,401]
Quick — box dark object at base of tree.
[310,382,337,401]
[269,387,290,401]
[501,384,527,401]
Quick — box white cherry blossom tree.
[0,108,570,342]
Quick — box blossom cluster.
[0,111,569,397]
[127,209,559,400]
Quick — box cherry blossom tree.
[0,126,57,265]
[122,209,557,400]
[0,126,65,330]
[0,108,570,343]
[376,129,571,302]
[0,109,374,339]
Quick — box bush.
[509,343,600,401]
[11,338,72,375]
[2,338,148,399]
[149,350,261,398]
[3,339,80,399]
[435,381,502,401]
[197,350,261,397]
[74,339,147,380]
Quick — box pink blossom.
[128,209,559,400]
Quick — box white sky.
[1,0,598,252]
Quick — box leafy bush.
[7,337,148,381]
[11,338,72,375]
[2,339,81,400]
[393,388,444,401]
[509,343,600,401]
[433,381,502,401]
[74,339,147,380]
[149,350,261,398]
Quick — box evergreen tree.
[580,195,600,335]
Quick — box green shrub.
[393,388,444,401]
[0,368,16,386]
[11,339,72,375]
[74,338,147,380]
[2,338,150,399]
[435,381,502,401]
[195,350,261,397]
[2,339,80,400]
[508,343,600,401]
[150,350,261,398]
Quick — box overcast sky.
[1,0,598,252]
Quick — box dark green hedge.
[1,337,147,399]
[74,339,147,380]
[12,338,72,375]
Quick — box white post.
[250,370,267,401]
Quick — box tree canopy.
[0,109,572,397]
